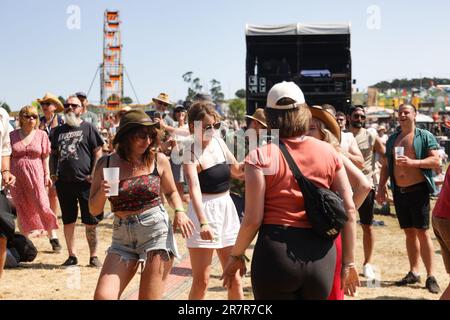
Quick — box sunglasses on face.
[41,102,50,107]
[352,114,366,120]
[64,103,81,109]
[203,122,221,132]
[23,115,38,120]
[134,130,153,140]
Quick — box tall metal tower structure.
[100,10,123,110]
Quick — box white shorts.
[186,191,240,249]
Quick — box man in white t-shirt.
[336,111,364,168]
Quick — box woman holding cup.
[89,110,194,300]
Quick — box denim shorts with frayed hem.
[107,205,179,267]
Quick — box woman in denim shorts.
[89,110,194,300]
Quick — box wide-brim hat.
[113,109,159,145]
[152,92,172,106]
[37,93,64,113]
[309,105,341,142]
[245,108,267,127]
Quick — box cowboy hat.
[37,93,64,113]
[309,105,341,142]
[245,108,267,128]
[113,109,159,145]
[152,93,172,106]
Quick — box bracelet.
[342,262,356,269]
[230,254,250,263]
[200,222,208,228]
[1,169,10,174]
[175,208,185,214]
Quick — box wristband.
[1,169,10,174]
[342,262,356,269]
[175,208,185,213]
[230,254,250,263]
[200,222,208,228]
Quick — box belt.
[395,183,427,194]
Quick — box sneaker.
[425,276,440,294]
[89,256,102,268]
[395,271,421,286]
[49,238,62,252]
[363,264,376,279]
[61,256,78,266]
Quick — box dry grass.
[0,203,447,300]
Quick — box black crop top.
[193,138,231,194]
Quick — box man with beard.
[376,104,441,294]
[50,95,104,267]
[348,105,385,280]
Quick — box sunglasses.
[134,130,154,140]
[64,103,81,109]
[40,102,50,107]
[203,122,221,132]
[23,115,38,120]
[352,114,366,120]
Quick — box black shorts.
[251,225,336,300]
[55,180,103,225]
[393,183,430,229]
[0,191,15,240]
[358,189,375,225]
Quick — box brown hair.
[265,102,311,138]
[19,105,40,129]
[115,125,161,167]
[187,101,220,133]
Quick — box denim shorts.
[108,205,179,265]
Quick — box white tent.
[416,113,434,123]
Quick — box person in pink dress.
[10,105,60,251]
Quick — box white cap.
[266,81,305,109]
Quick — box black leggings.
[251,225,336,300]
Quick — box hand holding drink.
[103,167,120,196]
[395,146,404,164]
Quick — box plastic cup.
[103,167,120,196]
[395,146,404,158]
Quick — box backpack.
[9,234,38,262]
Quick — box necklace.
[128,159,144,174]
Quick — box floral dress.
[10,129,59,235]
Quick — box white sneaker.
[363,264,376,279]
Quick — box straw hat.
[113,110,159,145]
[152,93,172,106]
[37,93,64,113]
[245,108,267,128]
[309,105,341,142]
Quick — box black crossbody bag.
[278,141,348,240]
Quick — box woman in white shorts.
[183,101,244,299]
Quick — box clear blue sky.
[1,0,449,111]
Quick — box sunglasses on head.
[23,114,38,120]
[64,103,81,109]
[203,122,221,132]
[352,114,366,120]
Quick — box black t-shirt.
[51,122,104,183]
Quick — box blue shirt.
[385,128,439,194]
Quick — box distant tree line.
[372,78,450,90]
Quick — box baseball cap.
[266,81,305,109]
[75,92,87,99]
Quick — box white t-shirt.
[0,107,12,190]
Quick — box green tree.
[58,96,66,105]
[0,101,11,113]
[228,99,246,122]
[121,96,133,104]
[182,71,203,101]
[210,79,224,102]
[235,89,246,99]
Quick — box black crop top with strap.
[193,138,231,194]
[107,155,162,212]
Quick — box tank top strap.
[152,155,158,176]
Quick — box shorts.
[55,180,104,225]
[393,183,430,229]
[170,159,184,183]
[358,189,375,225]
[432,216,450,273]
[186,191,240,249]
[108,204,179,264]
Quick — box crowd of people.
[0,82,449,301]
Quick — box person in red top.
[221,82,360,299]
[432,165,450,300]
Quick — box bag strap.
[106,154,111,168]
[278,140,308,187]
